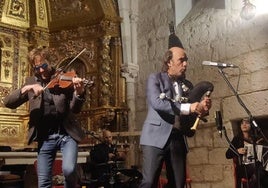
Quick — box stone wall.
[136,0,268,187]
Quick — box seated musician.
[225,118,268,188]
[90,129,126,186]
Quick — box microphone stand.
[218,68,268,188]
[109,133,121,188]
[222,126,242,165]
[222,126,251,188]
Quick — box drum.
[117,168,142,188]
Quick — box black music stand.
[218,67,268,188]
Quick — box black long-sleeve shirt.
[90,143,116,164]
[226,135,245,162]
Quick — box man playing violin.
[4,46,86,188]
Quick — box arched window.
[58,58,86,78]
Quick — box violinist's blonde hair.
[28,46,50,66]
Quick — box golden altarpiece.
[0,0,129,149]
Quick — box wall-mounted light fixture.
[240,0,256,20]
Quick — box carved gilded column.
[110,37,126,106]
[100,35,112,107]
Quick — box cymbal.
[107,160,125,165]
[95,162,110,167]
[95,160,124,167]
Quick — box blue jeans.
[37,133,78,188]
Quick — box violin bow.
[57,48,87,73]
[43,48,87,90]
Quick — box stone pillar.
[121,64,139,131]
[118,0,140,168]
[118,0,139,131]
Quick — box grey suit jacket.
[3,76,85,144]
[140,72,194,149]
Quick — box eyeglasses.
[34,62,48,71]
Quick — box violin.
[43,48,94,90]
[31,48,93,99]
[45,70,94,90]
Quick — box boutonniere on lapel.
[181,82,190,94]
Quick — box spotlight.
[240,0,256,20]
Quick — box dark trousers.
[139,134,187,188]
[236,162,268,188]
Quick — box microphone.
[215,110,223,137]
[202,61,238,68]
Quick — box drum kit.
[81,131,142,187]
[82,160,142,188]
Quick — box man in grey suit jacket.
[4,46,86,188]
[139,33,212,188]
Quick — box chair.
[0,173,24,188]
[158,162,192,188]
[78,162,98,188]
[158,176,168,188]
[0,160,25,188]
[158,162,167,188]
[233,158,249,188]
[34,160,64,188]
[185,169,192,188]
[34,160,82,188]
[241,178,249,188]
